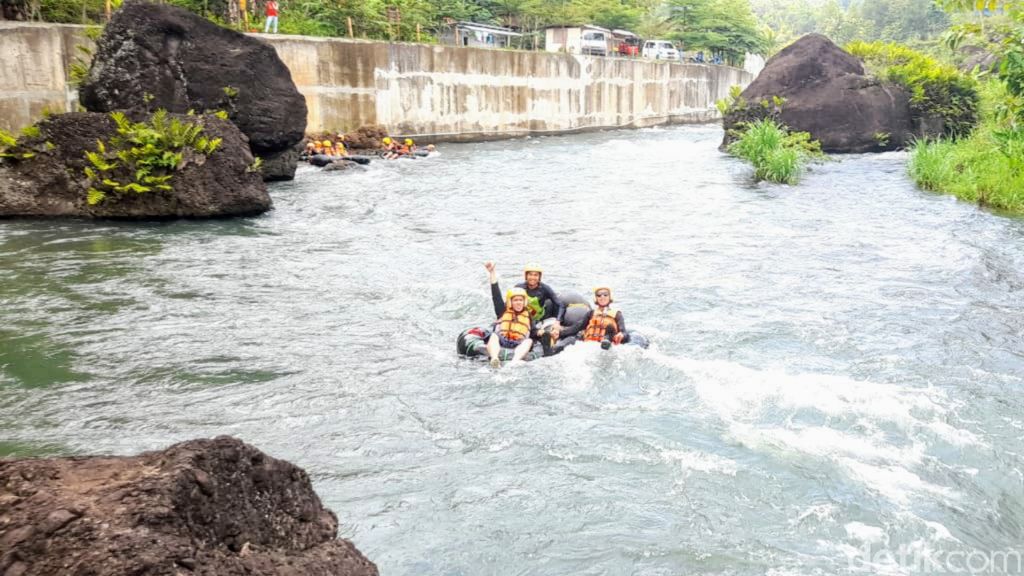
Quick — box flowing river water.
[2,125,1024,574]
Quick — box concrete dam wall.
[0,22,753,139]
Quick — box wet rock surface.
[0,436,378,576]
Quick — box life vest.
[583,307,619,342]
[266,1,278,16]
[496,308,531,343]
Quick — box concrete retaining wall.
[0,22,92,133]
[0,23,752,139]
[263,35,751,139]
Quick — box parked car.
[581,30,609,57]
[617,35,641,57]
[642,40,678,60]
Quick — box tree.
[668,0,767,62]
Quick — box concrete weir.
[0,22,752,140]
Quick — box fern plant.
[85,110,223,205]
[0,128,40,161]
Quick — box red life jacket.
[266,1,278,16]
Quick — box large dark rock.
[723,34,914,153]
[80,0,307,180]
[0,112,271,218]
[0,436,378,576]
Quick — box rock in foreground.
[0,436,377,576]
[80,0,307,181]
[723,34,913,153]
[0,112,270,219]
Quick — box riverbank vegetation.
[909,85,1024,213]
[905,1,1024,214]
[727,119,823,184]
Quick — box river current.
[2,125,1024,574]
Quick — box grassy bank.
[908,82,1024,214]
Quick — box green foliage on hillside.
[847,40,980,138]
[752,0,949,54]
[10,0,768,64]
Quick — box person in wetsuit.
[485,262,534,366]
[516,263,564,325]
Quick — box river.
[2,125,1023,574]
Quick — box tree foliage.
[667,0,766,63]
[751,0,949,53]
[6,0,766,62]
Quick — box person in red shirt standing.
[263,0,278,33]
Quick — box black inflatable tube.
[309,154,371,167]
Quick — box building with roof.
[439,21,521,49]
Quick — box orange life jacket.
[497,307,531,343]
[583,307,619,342]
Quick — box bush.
[846,40,980,139]
[727,119,824,184]
[908,81,1024,214]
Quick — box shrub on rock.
[0,111,271,219]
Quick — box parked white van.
[642,40,679,60]
[580,29,609,57]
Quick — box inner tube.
[309,154,371,167]
[622,330,649,349]
[456,326,543,363]
[558,291,592,327]
[376,150,432,160]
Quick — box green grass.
[908,82,1024,215]
[727,119,823,184]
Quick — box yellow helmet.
[593,286,613,302]
[523,263,543,277]
[322,140,332,146]
[404,138,414,146]
[382,137,392,145]
[506,287,528,302]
